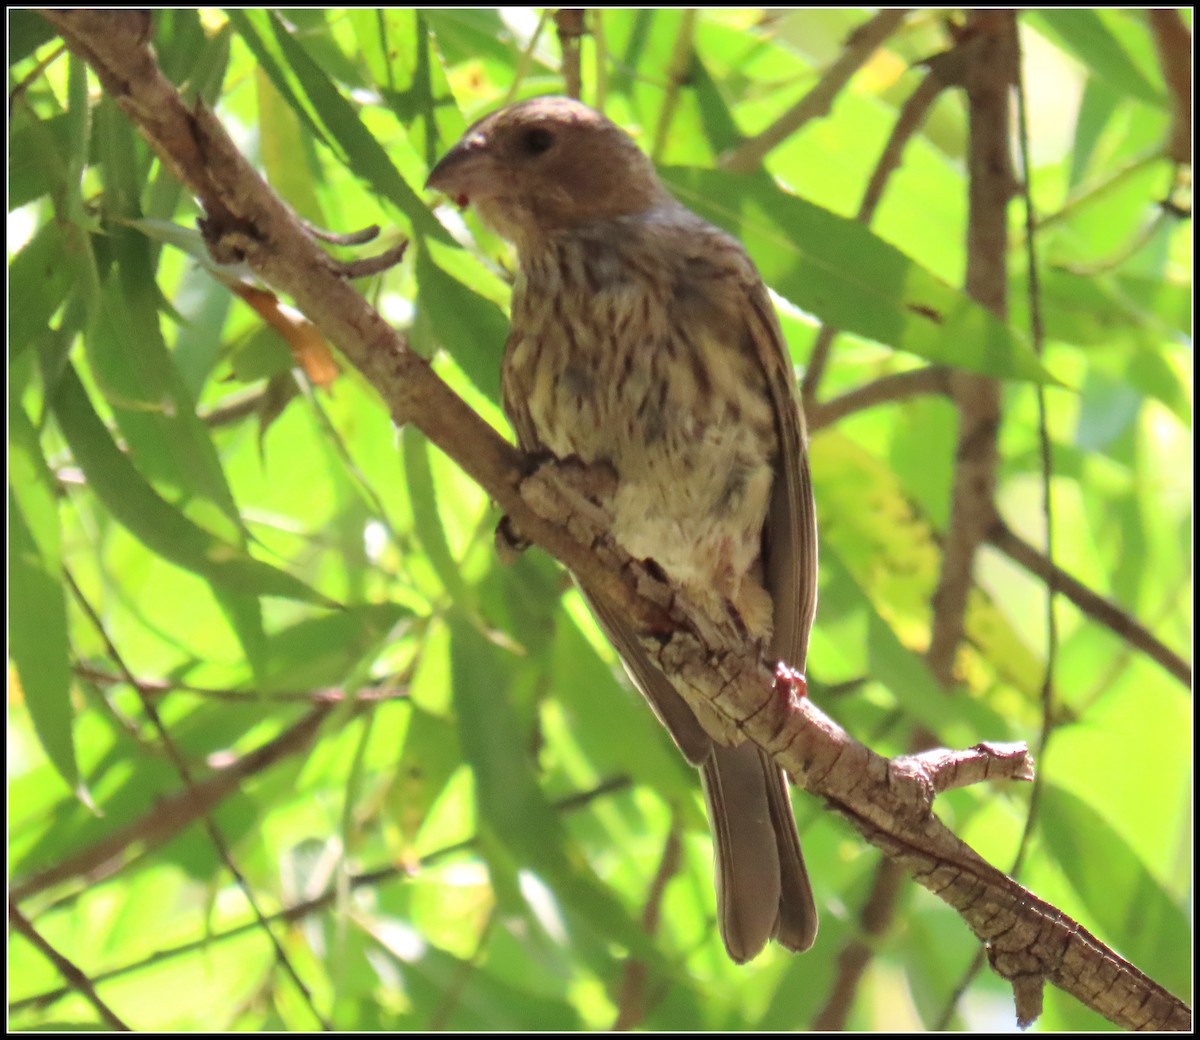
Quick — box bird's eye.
[520,127,555,156]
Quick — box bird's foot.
[499,454,618,563]
[774,661,809,708]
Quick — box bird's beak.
[425,132,489,205]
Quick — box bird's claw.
[774,661,808,708]
[495,514,531,563]
[538,453,619,505]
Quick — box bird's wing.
[500,326,543,457]
[742,279,820,673]
[612,220,821,956]
[692,231,820,955]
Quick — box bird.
[426,96,819,963]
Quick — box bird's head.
[425,96,668,246]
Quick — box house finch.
[426,96,819,963]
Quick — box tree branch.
[806,366,952,431]
[74,663,412,705]
[554,8,586,101]
[926,14,1010,687]
[1146,9,1192,165]
[812,857,906,1030]
[650,8,698,162]
[719,9,911,173]
[11,704,330,902]
[988,519,1191,687]
[803,68,947,406]
[9,901,132,1031]
[57,570,329,1028]
[613,824,684,1030]
[40,11,1190,1031]
[11,778,632,1017]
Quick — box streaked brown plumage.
[426,96,819,962]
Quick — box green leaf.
[1029,10,1165,107]
[78,212,277,669]
[381,940,582,1031]
[605,10,684,108]
[357,9,467,166]
[216,587,267,681]
[257,603,409,693]
[1069,77,1121,188]
[390,705,461,846]
[1015,268,1190,425]
[8,221,82,360]
[9,412,77,794]
[169,264,236,400]
[8,110,71,211]
[424,9,528,74]
[63,55,92,227]
[227,324,296,383]
[8,8,57,63]
[86,263,244,542]
[401,426,474,604]
[414,239,508,402]
[154,9,208,86]
[551,606,697,804]
[256,66,325,224]
[689,56,742,155]
[51,362,336,608]
[262,9,448,240]
[1042,785,1190,997]
[811,430,1034,722]
[449,614,663,964]
[224,8,330,147]
[662,167,1059,385]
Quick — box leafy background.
[8,8,1191,1031]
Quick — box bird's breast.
[503,234,778,625]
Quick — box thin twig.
[1032,150,1162,233]
[74,663,411,704]
[719,9,911,173]
[1056,207,1175,276]
[1077,570,1191,707]
[200,385,273,427]
[9,41,67,114]
[857,70,945,220]
[554,8,586,101]
[54,573,332,1031]
[1146,9,1192,165]
[330,238,409,279]
[811,858,906,1030]
[650,9,698,162]
[613,822,683,1030]
[988,520,1191,687]
[502,8,550,105]
[806,366,951,431]
[12,777,633,1016]
[300,219,379,245]
[9,900,132,1031]
[926,14,1013,687]
[1009,13,1056,882]
[802,68,945,408]
[936,947,988,1030]
[12,698,330,902]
